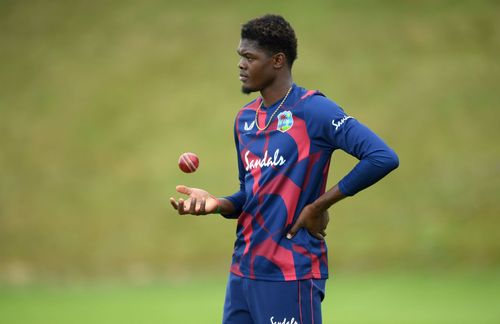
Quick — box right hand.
[169,185,219,215]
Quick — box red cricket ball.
[178,152,199,173]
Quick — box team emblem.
[244,120,255,131]
[276,111,293,133]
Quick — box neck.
[260,75,293,107]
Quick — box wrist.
[313,184,346,211]
[311,191,337,211]
[309,200,328,213]
[215,198,222,214]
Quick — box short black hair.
[241,14,298,67]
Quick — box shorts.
[222,272,326,324]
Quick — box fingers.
[287,227,326,241]
[171,197,207,216]
[169,197,178,210]
[177,198,186,215]
[287,230,326,241]
[286,219,302,239]
[189,197,197,214]
[311,231,325,240]
[176,185,192,195]
[189,198,207,215]
[199,198,206,214]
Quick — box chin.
[241,85,257,94]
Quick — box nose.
[238,57,246,70]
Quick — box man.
[170,14,399,324]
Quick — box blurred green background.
[1,0,499,323]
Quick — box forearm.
[311,184,346,211]
[327,115,399,196]
[338,149,399,196]
[313,149,398,210]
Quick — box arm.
[288,97,399,239]
[169,185,237,215]
[334,119,399,197]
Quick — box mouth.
[239,73,248,82]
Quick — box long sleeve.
[222,122,247,218]
[306,95,399,196]
[334,119,399,196]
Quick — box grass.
[0,0,499,284]
[1,271,499,324]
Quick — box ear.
[272,52,287,69]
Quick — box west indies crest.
[276,110,294,133]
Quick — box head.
[237,14,297,94]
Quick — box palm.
[184,188,218,212]
[170,185,218,215]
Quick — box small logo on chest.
[276,111,294,133]
[244,121,255,131]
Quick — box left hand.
[286,203,329,240]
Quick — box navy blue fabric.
[304,94,399,196]
[223,273,326,324]
[221,84,398,281]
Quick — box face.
[237,39,276,94]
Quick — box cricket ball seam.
[182,154,196,172]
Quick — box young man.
[170,14,399,324]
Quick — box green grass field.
[2,272,500,324]
[1,0,499,280]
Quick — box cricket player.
[170,14,399,324]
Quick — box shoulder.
[234,98,260,123]
[241,97,261,111]
[234,97,260,121]
[301,91,348,121]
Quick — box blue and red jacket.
[224,84,399,281]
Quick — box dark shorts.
[222,272,326,324]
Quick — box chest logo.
[244,121,255,131]
[245,149,286,171]
[276,111,294,133]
